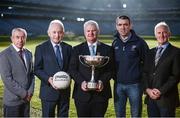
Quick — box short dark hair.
[116,15,131,24]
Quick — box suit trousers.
[147,99,175,117]
[41,99,69,117]
[3,102,30,117]
[75,99,108,117]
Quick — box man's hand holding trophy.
[81,80,104,92]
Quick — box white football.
[52,71,71,89]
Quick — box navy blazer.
[69,41,114,102]
[34,40,72,101]
[143,43,180,108]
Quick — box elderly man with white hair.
[0,28,35,117]
[69,20,114,117]
[143,21,180,117]
[34,19,72,117]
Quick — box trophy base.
[87,82,97,90]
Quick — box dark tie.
[155,47,163,66]
[89,45,95,56]
[18,50,26,68]
[55,45,63,69]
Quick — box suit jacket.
[143,43,180,108]
[0,45,34,106]
[34,40,72,101]
[69,41,114,102]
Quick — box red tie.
[18,50,26,68]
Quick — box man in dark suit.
[69,20,114,117]
[143,21,180,117]
[0,28,35,117]
[34,20,72,117]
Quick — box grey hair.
[83,20,99,31]
[154,21,170,35]
[116,15,131,25]
[11,28,27,38]
[48,19,65,32]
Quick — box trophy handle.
[98,56,109,68]
[79,55,90,67]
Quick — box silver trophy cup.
[79,55,109,90]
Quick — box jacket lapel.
[83,42,91,55]
[96,41,102,55]
[152,48,157,67]
[24,49,30,72]
[47,40,60,67]
[61,42,66,69]
[9,45,27,72]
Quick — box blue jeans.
[114,83,142,117]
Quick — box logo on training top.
[131,45,137,51]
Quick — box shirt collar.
[12,43,24,52]
[50,40,62,47]
[87,41,98,47]
[157,42,169,49]
[120,32,132,43]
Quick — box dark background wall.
[0,0,180,36]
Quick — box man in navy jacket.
[112,15,149,117]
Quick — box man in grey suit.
[0,28,35,117]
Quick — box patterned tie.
[55,45,63,69]
[155,47,163,66]
[89,45,95,56]
[18,50,26,69]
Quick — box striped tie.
[155,47,163,66]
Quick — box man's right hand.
[23,92,33,102]
[146,88,160,100]
[48,77,58,90]
[81,81,88,91]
